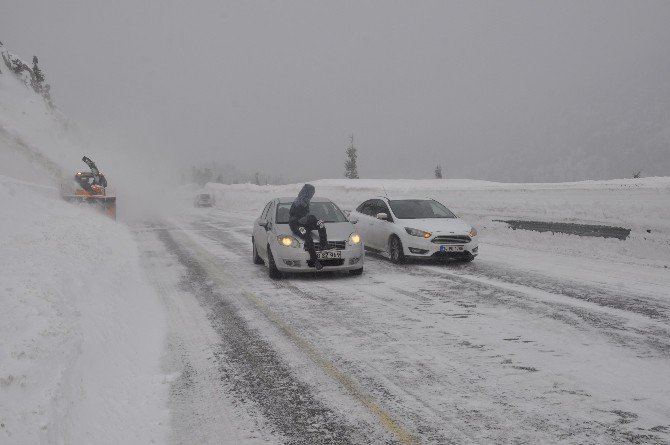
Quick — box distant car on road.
[252,197,364,278]
[194,193,214,208]
[350,197,478,263]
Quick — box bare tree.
[434,164,443,179]
[633,169,643,178]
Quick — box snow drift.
[1,44,168,444]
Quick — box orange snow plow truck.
[62,156,116,220]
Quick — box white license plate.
[440,245,464,252]
[317,250,342,260]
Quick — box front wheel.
[389,236,406,264]
[267,245,282,279]
[252,237,263,264]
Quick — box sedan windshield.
[388,199,456,219]
[276,202,348,224]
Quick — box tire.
[459,254,475,263]
[349,267,363,276]
[252,237,263,264]
[389,236,406,264]
[267,245,282,279]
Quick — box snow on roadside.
[203,177,670,268]
[0,176,168,444]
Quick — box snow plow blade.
[62,195,117,220]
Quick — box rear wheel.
[252,237,263,264]
[349,267,363,276]
[389,236,406,264]
[267,245,282,279]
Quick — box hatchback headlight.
[469,227,478,238]
[277,235,300,248]
[405,227,432,238]
[349,232,361,245]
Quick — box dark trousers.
[289,215,328,262]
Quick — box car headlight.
[405,227,432,238]
[277,235,300,248]
[348,232,361,245]
[468,227,478,238]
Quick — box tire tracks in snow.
[154,223,418,445]
[164,212,670,443]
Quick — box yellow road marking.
[174,228,419,445]
[243,290,418,445]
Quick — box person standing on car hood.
[289,184,328,270]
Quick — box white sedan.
[252,197,364,278]
[349,197,478,263]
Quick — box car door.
[260,201,276,260]
[254,201,272,259]
[367,199,392,249]
[354,200,375,248]
[374,199,396,252]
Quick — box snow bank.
[204,177,670,267]
[0,176,168,444]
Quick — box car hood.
[275,222,356,241]
[397,218,471,235]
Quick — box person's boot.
[314,259,324,271]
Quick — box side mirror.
[376,212,388,221]
[258,219,268,229]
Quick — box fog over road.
[134,208,670,444]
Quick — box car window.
[357,200,374,216]
[371,200,385,216]
[377,200,391,216]
[388,199,456,219]
[275,201,348,223]
[275,203,291,223]
[260,201,271,219]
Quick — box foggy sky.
[3,1,670,182]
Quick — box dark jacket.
[289,184,315,222]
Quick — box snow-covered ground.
[2,50,169,444]
[205,177,670,268]
[129,179,670,444]
[4,39,670,444]
[0,176,168,444]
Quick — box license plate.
[317,250,342,260]
[440,245,464,252]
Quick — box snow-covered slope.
[0,42,80,185]
[0,176,168,444]
[1,44,168,444]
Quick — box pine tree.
[31,56,45,94]
[344,134,359,179]
[434,164,442,179]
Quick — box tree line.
[0,42,54,108]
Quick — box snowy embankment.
[204,177,670,268]
[0,175,167,444]
[1,45,168,444]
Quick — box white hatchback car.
[350,197,478,263]
[252,197,364,278]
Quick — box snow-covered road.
[134,207,670,444]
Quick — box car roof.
[276,196,332,204]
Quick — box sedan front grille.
[314,240,346,251]
[431,235,471,244]
[307,259,345,267]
